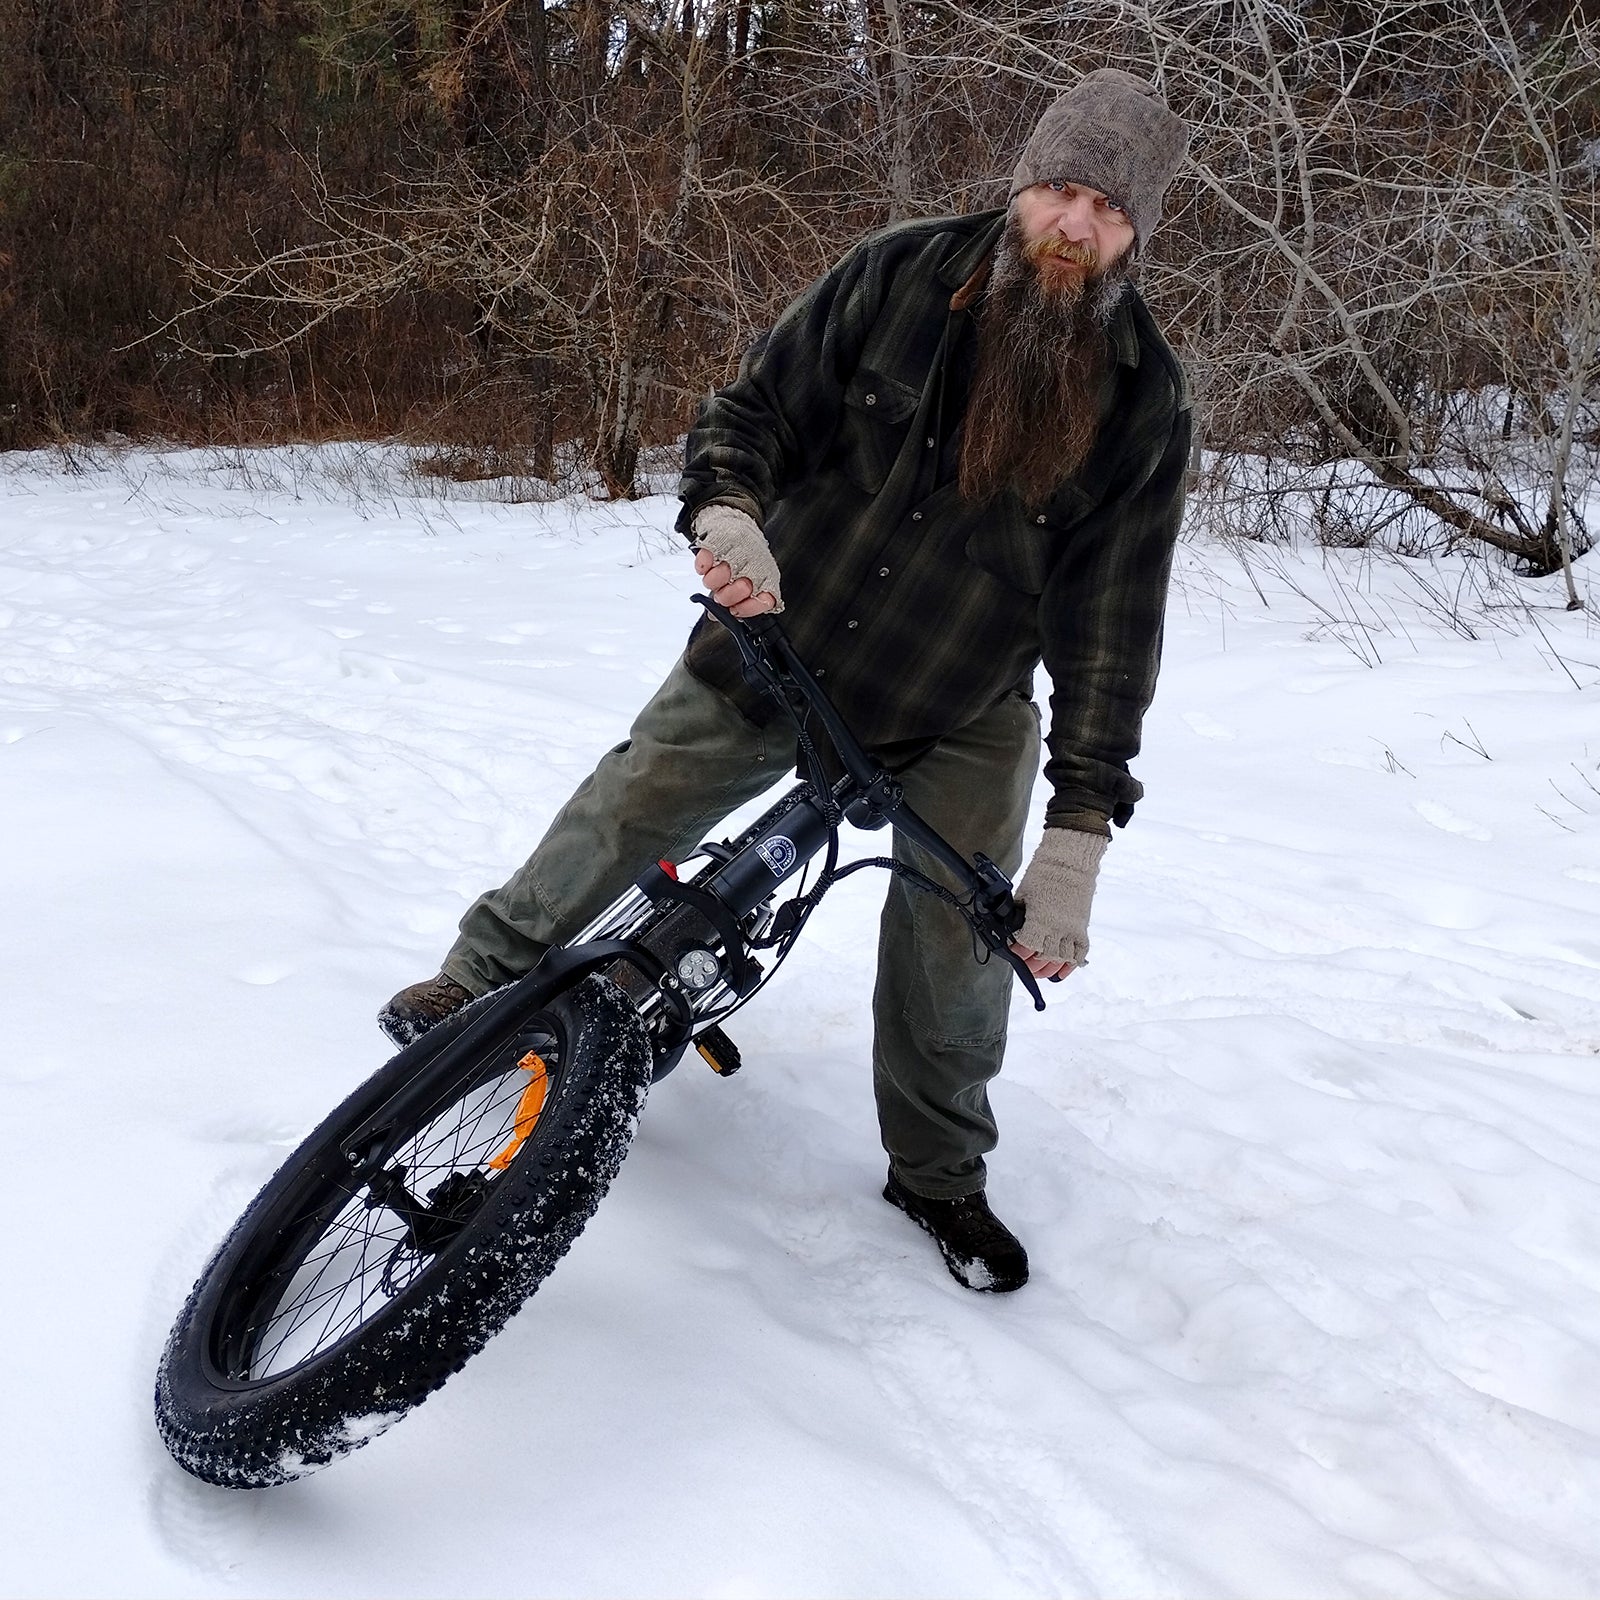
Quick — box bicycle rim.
[207,1009,569,1387]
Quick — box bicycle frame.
[494,596,1047,1077]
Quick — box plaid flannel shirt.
[675,206,1192,835]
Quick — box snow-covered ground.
[3,444,1599,1598]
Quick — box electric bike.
[154,597,1046,1487]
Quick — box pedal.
[695,1024,742,1077]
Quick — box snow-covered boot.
[882,1169,1029,1292]
[378,972,474,1048]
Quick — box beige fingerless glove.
[692,503,785,613]
[1014,827,1108,967]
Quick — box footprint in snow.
[1423,1301,1600,1436]
[195,1115,306,1146]
[1181,710,1235,740]
[1413,799,1492,841]
[233,961,296,986]
[338,650,425,685]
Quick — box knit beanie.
[1008,69,1188,255]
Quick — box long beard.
[956,214,1131,510]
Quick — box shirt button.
[815,667,825,677]
[864,393,877,406]
[911,511,923,521]
[1035,514,1047,524]
[925,437,935,448]
[878,567,890,577]
[847,619,859,629]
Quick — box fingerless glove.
[1014,827,1107,967]
[692,503,785,613]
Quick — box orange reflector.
[658,858,679,880]
[487,1051,550,1171]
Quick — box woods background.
[2,0,1596,576]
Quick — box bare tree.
[79,0,1597,588]
[933,0,1596,587]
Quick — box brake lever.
[976,919,1046,1012]
[968,854,1047,1012]
[692,592,787,697]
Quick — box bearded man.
[382,70,1192,1293]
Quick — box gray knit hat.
[1008,69,1188,255]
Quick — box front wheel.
[155,974,652,1488]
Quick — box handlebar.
[692,593,1047,1012]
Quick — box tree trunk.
[883,0,914,221]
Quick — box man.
[382,69,1191,1294]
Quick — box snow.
[3,443,1599,1597]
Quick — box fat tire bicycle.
[154,598,1047,1488]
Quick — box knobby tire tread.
[154,975,651,1489]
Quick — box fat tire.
[155,974,652,1489]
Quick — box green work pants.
[443,656,1040,1198]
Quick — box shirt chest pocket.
[964,489,1092,595]
[835,369,921,493]
[965,467,1110,593]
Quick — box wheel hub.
[365,1164,494,1255]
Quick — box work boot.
[882,1168,1029,1292]
[378,972,475,1048]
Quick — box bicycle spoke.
[234,1027,563,1380]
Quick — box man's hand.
[1008,940,1076,981]
[694,546,780,619]
[1009,827,1108,979]
[692,503,784,618]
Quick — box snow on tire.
[154,975,653,1489]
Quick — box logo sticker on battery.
[757,835,798,876]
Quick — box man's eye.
[1102,198,1127,213]
[1047,180,1069,193]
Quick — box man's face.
[958,183,1131,507]
[1011,180,1136,297]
